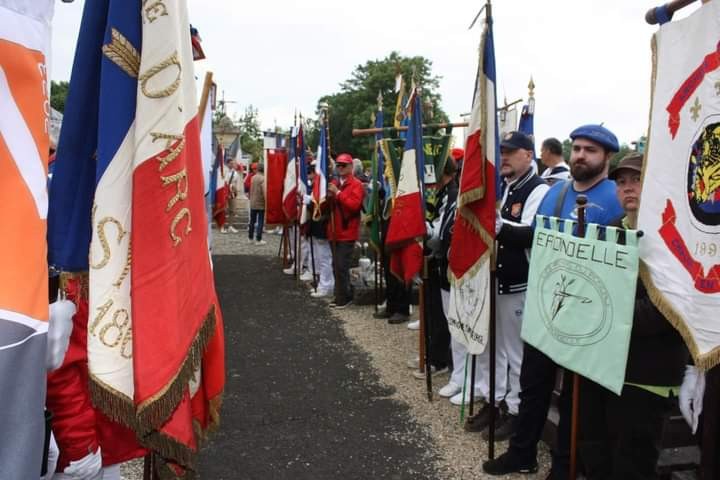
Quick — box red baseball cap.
[451,148,464,161]
[336,153,353,165]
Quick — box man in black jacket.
[578,152,689,479]
[466,131,549,435]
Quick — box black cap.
[500,131,534,151]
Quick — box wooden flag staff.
[645,0,705,24]
[352,122,468,137]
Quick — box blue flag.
[48,0,142,271]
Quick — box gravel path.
[119,225,551,479]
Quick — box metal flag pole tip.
[468,4,488,30]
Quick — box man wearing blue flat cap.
[484,124,624,479]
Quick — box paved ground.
[121,227,552,479]
[197,253,439,479]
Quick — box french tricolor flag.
[312,122,329,219]
[48,0,225,473]
[385,87,426,283]
[447,12,500,355]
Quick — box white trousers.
[441,289,483,395]
[311,238,334,294]
[53,464,120,480]
[300,235,310,271]
[475,291,526,412]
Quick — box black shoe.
[482,412,517,441]
[373,309,391,319]
[464,403,497,432]
[387,313,409,324]
[482,451,538,475]
[334,299,353,310]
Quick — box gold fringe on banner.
[142,429,197,475]
[135,304,217,433]
[88,374,139,430]
[152,454,196,480]
[640,263,720,370]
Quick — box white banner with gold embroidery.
[639,0,720,370]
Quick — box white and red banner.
[0,1,52,477]
[131,2,224,470]
[639,0,720,369]
[447,17,498,355]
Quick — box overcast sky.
[50,1,699,148]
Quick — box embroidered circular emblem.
[537,259,612,346]
[688,122,720,228]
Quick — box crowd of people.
[209,124,706,480]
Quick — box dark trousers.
[579,382,670,480]
[508,343,572,480]
[381,254,410,315]
[427,259,450,369]
[333,241,354,304]
[249,209,265,241]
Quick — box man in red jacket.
[326,153,365,309]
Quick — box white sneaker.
[412,365,449,380]
[438,382,462,398]
[406,320,420,331]
[283,267,295,275]
[450,390,483,406]
[255,240,267,245]
[310,290,331,298]
[220,227,228,234]
[299,271,313,282]
[406,357,419,370]
[228,226,239,233]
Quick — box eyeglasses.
[336,163,350,168]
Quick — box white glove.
[679,365,705,434]
[61,447,102,479]
[495,211,504,235]
[46,299,76,371]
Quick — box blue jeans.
[249,209,265,241]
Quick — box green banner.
[379,135,452,191]
[521,216,640,394]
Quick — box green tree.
[237,105,263,163]
[315,51,448,158]
[50,81,69,113]
[610,143,633,169]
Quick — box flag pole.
[352,122,469,137]
[644,0,702,24]
[569,194,588,480]
[487,259,497,459]
[468,355,477,417]
[197,72,214,125]
[422,256,433,401]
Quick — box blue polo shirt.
[535,178,624,229]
